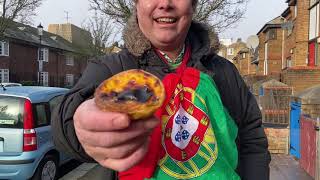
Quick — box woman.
[52,0,270,179]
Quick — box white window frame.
[227,48,234,56]
[264,42,268,75]
[309,5,319,40]
[242,53,246,59]
[38,48,49,62]
[287,58,292,68]
[65,74,74,87]
[0,69,9,83]
[39,72,49,86]
[0,41,9,56]
[66,55,74,66]
[294,5,298,18]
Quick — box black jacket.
[51,21,270,180]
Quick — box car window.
[34,104,49,127]
[0,96,24,128]
[49,95,63,113]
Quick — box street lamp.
[37,23,43,85]
[37,23,43,41]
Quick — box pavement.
[60,154,313,180]
[270,154,313,180]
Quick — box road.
[57,159,83,179]
[59,154,314,180]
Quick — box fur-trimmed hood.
[122,11,220,59]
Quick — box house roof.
[296,85,320,104]
[238,48,249,54]
[4,21,76,53]
[257,16,284,35]
[262,79,289,88]
[281,7,291,17]
[286,0,296,6]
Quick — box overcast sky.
[34,0,288,43]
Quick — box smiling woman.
[136,0,194,59]
[52,0,270,179]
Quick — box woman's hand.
[74,98,159,172]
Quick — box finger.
[99,139,150,172]
[83,134,149,160]
[76,118,159,147]
[74,98,130,131]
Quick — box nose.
[158,0,173,10]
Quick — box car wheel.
[32,154,59,180]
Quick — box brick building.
[280,0,320,93]
[218,38,247,62]
[0,22,88,87]
[48,23,92,53]
[281,0,310,68]
[232,48,257,76]
[257,16,284,76]
[308,0,320,66]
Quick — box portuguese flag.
[119,46,240,180]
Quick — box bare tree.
[0,0,42,38]
[194,0,248,32]
[89,0,248,32]
[82,12,115,57]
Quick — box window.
[66,55,74,66]
[38,48,49,62]
[39,72,49,86]
[34,104,49,127]
[0,41,9,56]
[286,58,292,68]
[242,53,246,59]
[65,74,74,87]
[264,43,268,75]
[0,69,9,83]
[0,96,24,128]
[227,48,234,56]
[266,29,277,40]
[49,95,63,113]
[309,4,319,40]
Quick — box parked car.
[1,83,22,87]
[0,86,71,180]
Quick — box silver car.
[0,86,71,180]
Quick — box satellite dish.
[246,35,259,49]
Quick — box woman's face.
[136,0,194,51]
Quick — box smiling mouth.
[155,17,177,24]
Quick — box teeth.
[156,18,176,23]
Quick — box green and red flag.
[120,46,239,180]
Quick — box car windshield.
[0,96,25,128]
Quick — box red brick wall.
[0,40,87,87]
[281,66,320,93]
[238,53,257,76]
[283,6,296,68]
[0,42,38,82]
[258,33,266,75]
[264,127,289,154]
[295,0,310,66]
[258,28,283,75]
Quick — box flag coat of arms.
[149,67,240,180]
